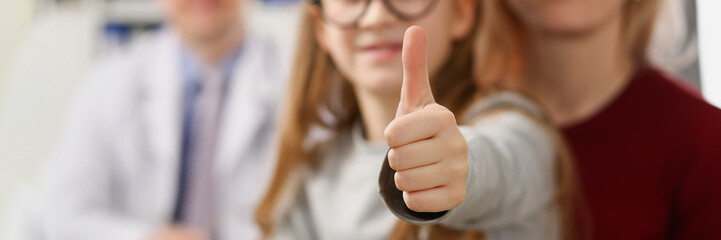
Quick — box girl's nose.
[356,0,401,29]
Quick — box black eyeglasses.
[310,0,440,29]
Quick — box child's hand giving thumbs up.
[383,26,469,213]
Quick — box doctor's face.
[160,0,245,44]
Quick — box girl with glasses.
[256,0,577,239]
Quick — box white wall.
[0,0,35,107]
[698,0,721,108]
[0,0,38,236]
[0,4,99,237]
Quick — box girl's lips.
[360,42,403,61]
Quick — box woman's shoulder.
[636,67,721,117]
[635,67,721,135]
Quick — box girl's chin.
[359,79,403,95]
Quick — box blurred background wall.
[0,0,35,105]
[698,0,721,109]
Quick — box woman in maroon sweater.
[474,0,721,239]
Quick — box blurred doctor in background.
[41,0,288,239]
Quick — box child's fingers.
[385,104,455,147]
[402,185,466,213]
[394,163,449,192]
[387,138,444,171]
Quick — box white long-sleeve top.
[273,92,559,240]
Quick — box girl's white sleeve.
[386,110,559,237]
[440,111,558,231]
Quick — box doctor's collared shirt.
[172,45,243,225]
[42,28,289,240]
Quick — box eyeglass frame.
[309,0,441,29]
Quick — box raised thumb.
[397,26,435,118]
